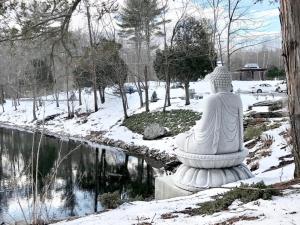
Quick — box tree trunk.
[99,86,105,104]
[227,0,232,70]
[17,83,20,106]
[0,129,3,179]
[144,66,149,112]
[119,84,128,119]
[167,76,171,106]
[65,64,72,118]
[137,79,144,107]
[13,97,17,111]
[184,81,190,105]
[280,0,300,178]
[218,33,224,65]
[101,88,105,104]
[55,94,59,108]
[86,4,98,112]
[227,24,231,70]
[92,72,98,111]
[162,8,171,112]
[32,87,37,121]
[145,26,151,113]
[78,87,82,106]
[1,85,4,112]
[163,75,171,112]
[55,91,60,107]
[166,86,170,107]
[134,30,144,108]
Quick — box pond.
[0,127,164,224]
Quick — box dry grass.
[214,216,259,225]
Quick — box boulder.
[252,100,283,111]
[253,100,281,107]
[143,123,168,140]
[37,113,61,125]
[245,110,288,118]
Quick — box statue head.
[205,66,232,93]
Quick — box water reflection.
[0,127,163,223]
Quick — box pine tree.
[119,0,165,112]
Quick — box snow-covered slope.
[0,80,285,158]
[0,80,296,225]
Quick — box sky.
[244,0,281,35]
[70,0,282,49]
[191,0,281,48]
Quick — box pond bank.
[0,121,176,164]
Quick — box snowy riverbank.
[0,80,285,162]
[52,119,298,225]
[0,80,297,225]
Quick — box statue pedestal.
[155,176,193,200]
[155,164,253,200]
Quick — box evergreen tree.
[154,17,215,105]
[119,0,165,112]
[266,65,285,79]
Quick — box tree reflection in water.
[0,127,164,223]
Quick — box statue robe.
[176,92,244,155]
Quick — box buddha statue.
[176,66,243,155]
[172,66,253,192]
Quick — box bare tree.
[280,0,300,178]
[85,1,99,112]
[200,0,275,70]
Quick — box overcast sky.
[69,0,281,49]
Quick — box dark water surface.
[0,127,164,223]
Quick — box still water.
[0,127,164,223]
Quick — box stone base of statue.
[155,176,193,200]
[155,148,253,199]
[173,163,253,192]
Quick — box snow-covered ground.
[52,121,298,225]
[1,80,297,225]
[53,188,300,225]
[0,80,285,158]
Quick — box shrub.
[266,65,285,79]
[267,122,281,130]
[244,124,267,141]
[178,182,281,216]
[123,109,201,136]
[99,191,123,209]
[244,121,282,142]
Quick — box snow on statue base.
[155,66,253,200]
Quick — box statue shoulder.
[204,94,222,110]
[233,93,243,105]
[208,93,243,107]
[206,94,221,103]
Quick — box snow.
[0,80,296,225]
[53,189,300,225]
[0,80,285,158]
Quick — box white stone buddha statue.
[170,66,253,192]
[176,66,244,155]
